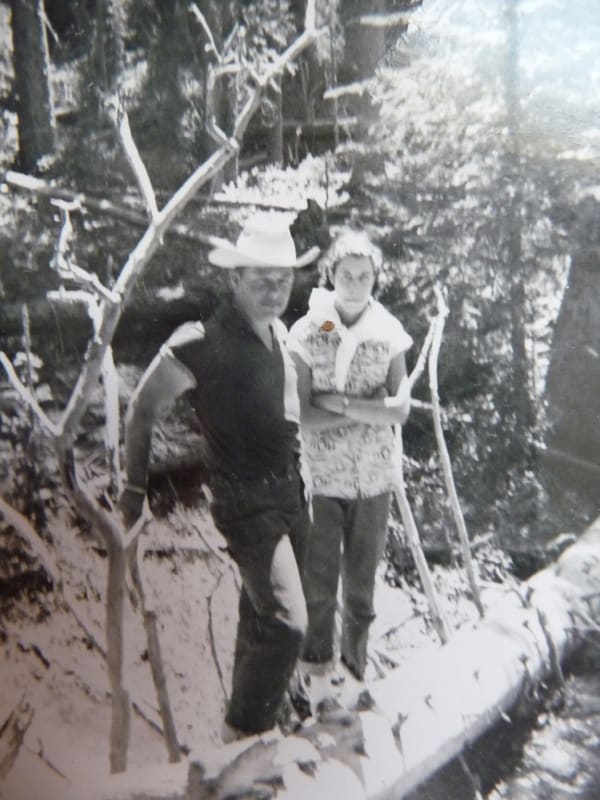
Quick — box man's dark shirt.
[169,299,300,482]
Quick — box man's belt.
[209,461,300,494]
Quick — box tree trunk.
[10,0,56,171]
[340,0,386,83]
[83,0,126,116]
[129,539,181,764]
[504,0,534,447]
[541,242,600,532]
[340,0,386,187]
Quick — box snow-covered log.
[89,515,600,800]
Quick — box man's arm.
[121,349,196,526]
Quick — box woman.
[287,229,412,681]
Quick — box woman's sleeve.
[286,317,313,367]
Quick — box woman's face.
[332,255,376,317]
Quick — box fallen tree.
[80,514,600,800]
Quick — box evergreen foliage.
[1,0,599,552]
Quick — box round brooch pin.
[320,320,335,332]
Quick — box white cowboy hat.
[208,213,320,269]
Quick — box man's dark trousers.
[210,471,308,733]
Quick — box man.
[120,213,319,739]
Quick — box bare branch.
[58,454,123,550]
[407,317,437,391]
[393,478,452,644]
[205,64,242,147]
[116,109,158,221]
[56,295,122,449]
[10,20,320,451]
[323,80,371,101]
[429,290,484,618]
[102,348,122,498]
[4,170,217,246]
[47,287,99,320]
[123,504,153,551]
[189,3,220,61]
[50,199,120,304]
[128,537,181,762]
[388,306,452,643]
[222,22,239,56]
[105,540,130,773]
[0,352,59,437]
[233,28,326,141]
[0,495,61,588]
[411,398,433,412]
[0,697,34,781]
[347,12,411,29]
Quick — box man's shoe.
[276,691,304,735]
[288,669,312,721]
[220,721,248,744]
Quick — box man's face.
[231,267,295,324]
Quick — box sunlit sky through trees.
[406,0,600,160]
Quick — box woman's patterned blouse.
[287,289,412,499]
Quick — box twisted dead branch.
[429,287,484,618]
[393,316,452,645]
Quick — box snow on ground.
[0,500,518,800]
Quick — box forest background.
[2,0,599,556]
[1,0,600,794]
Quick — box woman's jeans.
[301,492,391,679]
[210,471,308,733]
